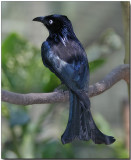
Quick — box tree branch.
[1,64,129,106]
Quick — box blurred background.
[1,1,129,158]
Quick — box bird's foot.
[54,84,67,93]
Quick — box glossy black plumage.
[33,14,115,145]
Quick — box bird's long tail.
[61,91,115,145]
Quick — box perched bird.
[33,14,115,145]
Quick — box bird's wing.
[42,41,89,91]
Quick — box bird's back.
[41,39,89,90]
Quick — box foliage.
[2,33,60,93]
[89,59,105,72]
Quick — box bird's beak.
[33,17,45,23]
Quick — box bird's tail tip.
[61,133,116,145]
[61,130,78,144]
[91,132,116,145]
[106,136,116,145]
[61,135,74,145]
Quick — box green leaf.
[2,33,60,93]
[89,59,105,72]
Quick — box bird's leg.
[54,81,68,92]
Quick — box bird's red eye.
[49,19,53,25]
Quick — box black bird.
[33,14,115,145]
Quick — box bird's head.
[33,14,74,35]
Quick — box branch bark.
[121,2,130,97]
[1,64,129,106]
